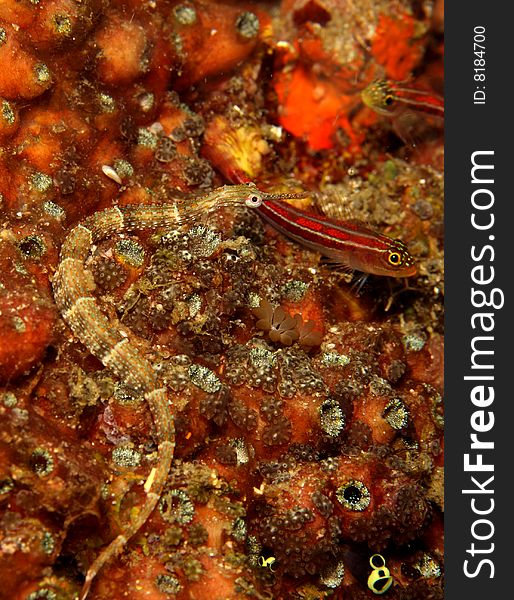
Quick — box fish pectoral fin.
[351,273,370,296]
[319,255,354,273]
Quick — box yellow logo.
[258,556,277,572]
[367,554,393,595]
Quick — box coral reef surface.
[0,1,443,599]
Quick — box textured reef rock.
[0,1,443,599]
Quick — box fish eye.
[388,251,402,266]
[246,193,262,207]
[384,94,394,106]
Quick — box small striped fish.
[243,190,416,277]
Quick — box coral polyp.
[336,480,371,512]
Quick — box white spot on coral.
[102,165,122,185]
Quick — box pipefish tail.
[52,183,288,599]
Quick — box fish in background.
[361,78,444,146]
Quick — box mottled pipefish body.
[244,192,417,277]
[52,184,276,599]
[361,79,444,118]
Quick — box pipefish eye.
[245,193,263,207]
[387,251,403,266]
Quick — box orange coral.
[0,24,53,99]
[0,239,57,382]
[94,14,150,87]
[371,13,426,81]
[173,2,269,89]
[272,5,432,151]
[274,64,361,151]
